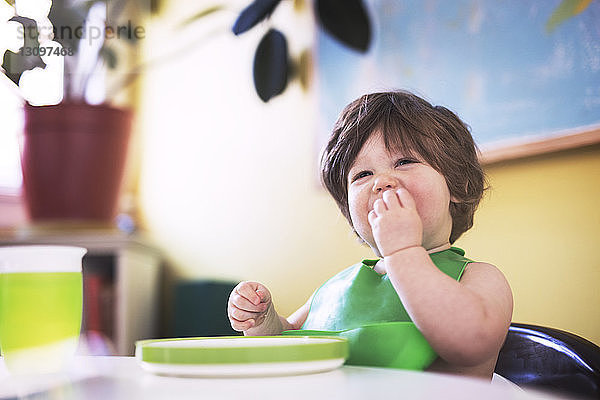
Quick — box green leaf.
[546,0,593,33]
[178,5,224,29]
[2,51,21,86]
[2,17,47,86]
[3,0,15,6]
[315,0,371,52]
[2,50,47,86]
[253,29,288,102]
[232,0,281,35]
[99,45,117,68]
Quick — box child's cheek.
[348,190,373,236]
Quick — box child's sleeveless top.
[284,247,473,370]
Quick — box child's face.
[347,132,454,254]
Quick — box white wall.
[138,1,372,316]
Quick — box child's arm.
[227,281,311,336]
[369,189,513,367]
[386,249,512,366]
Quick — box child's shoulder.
[461,261,514,309]
[463,261,506,279]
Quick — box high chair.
[495,323,600,399]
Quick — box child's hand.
[368,188,423,257]
[227,281,272,332]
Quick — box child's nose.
[372,174,399,194]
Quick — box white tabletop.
[0,356,560,400]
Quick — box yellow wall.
[137,1,600,346]
[456,144,600,345]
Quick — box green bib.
[282,247,472,370]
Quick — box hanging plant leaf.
[315,0,371,52]
[1,16,46,86]
[232,0,282,35]
[253,28,288,102]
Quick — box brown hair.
[320,90,487,244]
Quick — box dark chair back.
[495,323,600,399]
[169,280,240,338]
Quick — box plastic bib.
[286,247,472,370]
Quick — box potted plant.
[1,0,148,222]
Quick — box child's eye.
[395,158,417,167]
[351,171,372,182]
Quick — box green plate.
[135,336,348,377]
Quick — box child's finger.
[368,209,378,222]
[230,292,268,312]
[396,188,417,210]
[229,306,262,323]
[382,189,400,209]
[236,282,261,305]
[256,287,271,304]
[373,198,387,214]
[230,315,254,332]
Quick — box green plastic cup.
[0,245,86,374]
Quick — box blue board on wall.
[316,0,600,156]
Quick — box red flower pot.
[21,102,132,221]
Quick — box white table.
[0,356,561,400]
